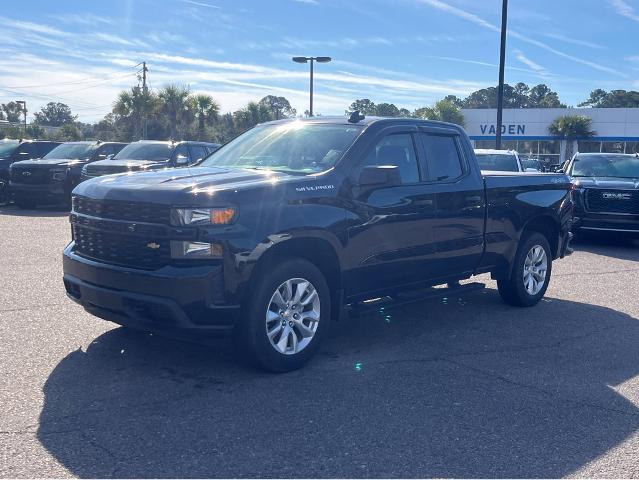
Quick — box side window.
[173,145,191,165]
[15,143,40,160]
[189,145,207,163]
[38,143,58,157]
[420,134,464,182]
[359,134,420,184]
[95,145,112,160]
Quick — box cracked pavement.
[1,205,639,478]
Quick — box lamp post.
[15,100,27,135]
[292,56,331,117]
[495,0,508,150]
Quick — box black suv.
[9,141,127,208]
[81,140,221,180]
[568,152,639,235]
[0,140,60,203]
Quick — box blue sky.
[2,0,639,122]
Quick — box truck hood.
[11,158,87,168]
[573,177,639,189]
[84,159,167,175]
[74,166,293,204]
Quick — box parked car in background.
[64,116,573,372]
[80,140,221,181]
[474,149,524,172]
[9,141,127,209]
[521,158,545,172]
[0,140,60,203]
[567,152,639,235]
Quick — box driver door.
[344,130,439,297]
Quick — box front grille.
[73,224,170,270]
[586,189,639,215]
[11,167,50,185]
[73,196,170,224]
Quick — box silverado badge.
[146,242,161,250]
[602,192,632,200]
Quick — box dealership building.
[462,108,639,166]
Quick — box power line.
[2,64,142,90]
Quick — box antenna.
[348,110,365,123]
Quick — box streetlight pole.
[292,56,331,117]
[495,0,508,150]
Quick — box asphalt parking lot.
[1,205,638,478]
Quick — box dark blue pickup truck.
[63,115,574,371]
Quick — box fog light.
[170,241,223,259]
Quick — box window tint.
[189,145,207,163]
[15,142,41,159]
[359,134,419,184]
[421,134,463,181]
[173,145,191,165]
[38,143,58,157]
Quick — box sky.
[2,0,639,123]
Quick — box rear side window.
[14,143,40,159]
[420,134,464,182]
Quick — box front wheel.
[236,258,331,372]
[498,232,552,307]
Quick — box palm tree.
[548,115,596,161]
[191,94,220,140]
[113,87,158,140]
[233,101,273,134]
[158,85,191,140]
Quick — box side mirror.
[358,165,402,188]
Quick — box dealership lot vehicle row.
[1,208,639,477]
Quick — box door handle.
[414,199,434,207]
[465,195,482,203]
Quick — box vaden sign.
[480,124,526,135]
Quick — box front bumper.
[573,214,639,234]
[63,243,239,333]
[10,181,67,204]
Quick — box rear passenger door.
[418,130,485,278]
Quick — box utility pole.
[142,61,148,140]
[495,0,508,150]
[16,100,27,136]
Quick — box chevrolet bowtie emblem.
[146,242,161,250]
[22,171,31,176]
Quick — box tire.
[236,257,331,373]
[498,232,552,307]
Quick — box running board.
[347,282,485,317]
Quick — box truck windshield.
[200,122,364,174]
[0,142,19,159]
[571,154,639,178]
[476,154,520,172]
[114,143,172,162]
[45,143,96,160]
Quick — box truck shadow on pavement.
[37,289,639,478]
[0,204,69,217]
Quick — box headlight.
[171,207,237,226]
[170,241,224,259]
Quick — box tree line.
[2,82,639,142]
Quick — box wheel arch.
[521,214,560,259]
[247,234,343,320]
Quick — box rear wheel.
[498,232,552,307]
[236,258,330,372]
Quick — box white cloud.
[610,0,639,22]
[513,50,549,76]
[416,0,625,77]
[180,0,221,8]
[542,32,605,50]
